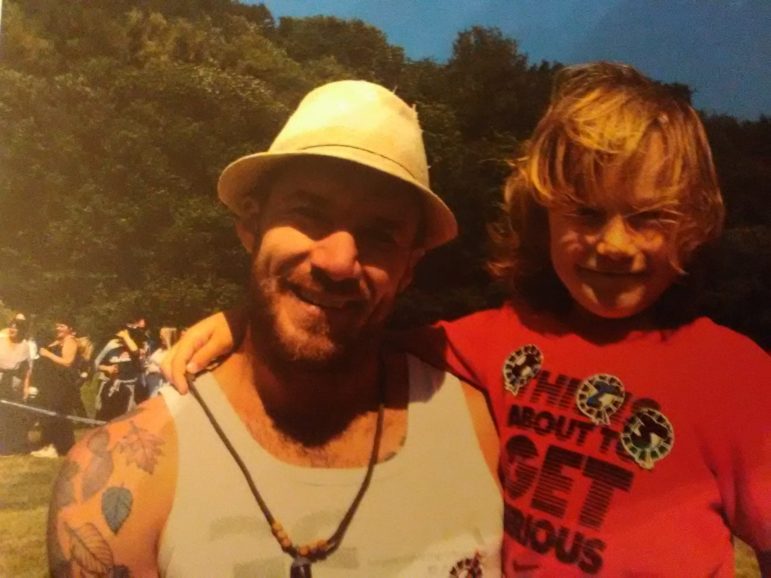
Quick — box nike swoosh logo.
[511,560,540,572]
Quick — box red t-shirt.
[401,303,771,577]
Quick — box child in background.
[162,63,770,576]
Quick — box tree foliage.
[1,2,768,347]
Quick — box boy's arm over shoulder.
[393,307,516,390]
[48,395,177,577]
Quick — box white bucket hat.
[218,80,458,249]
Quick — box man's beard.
[247,271,381,374]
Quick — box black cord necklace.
[189,371,385,578]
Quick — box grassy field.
[0,454,61,578]
[0,450,762,577]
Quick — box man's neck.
[212,332,407,467]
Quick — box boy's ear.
[397,249,426,293]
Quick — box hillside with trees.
[1,0,769,347]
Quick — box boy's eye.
[289,204,320,219]
[626,209,680,230]
[566,205,605,225]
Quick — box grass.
[0,455,61,578]
[0,450,762,577]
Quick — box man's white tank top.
[158,355,502,577]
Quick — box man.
[48,80,502,577]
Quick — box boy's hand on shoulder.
[162,309,241,394]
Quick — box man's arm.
[48,396,177,577]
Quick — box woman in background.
[32,318,78,458]
[0,313,33,454]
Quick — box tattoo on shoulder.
[109,406,146,424]
[79,417,166,502]
[49,422,161,578]
[102,486,133,535]
[61,522,131,577]
[83,430,114,501]
[53,459,80,511]
[49,460,80,578]
[117,421,164,474]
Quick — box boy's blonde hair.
[489,62,725,308]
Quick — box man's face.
[241,160,423,367]
[548,138,681,320]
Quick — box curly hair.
[487,62,725,321]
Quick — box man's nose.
[596,215,637,258]
[310,230,362,281]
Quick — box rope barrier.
[0,398,106,426]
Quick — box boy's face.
[548,137,681,320]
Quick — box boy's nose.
[596,215,637,258]
[310,230,362,281]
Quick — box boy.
[164,63,771,575]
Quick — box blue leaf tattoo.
[102,486,133,535]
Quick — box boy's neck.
[567,306,657,343]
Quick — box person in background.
[31,317,79,458]
[145,326,178,398]
[0,313,33,454]
[93,319,147,421]
[165,63,771,575]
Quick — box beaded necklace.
[189,372,385,578]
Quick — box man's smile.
[290,284,364,311]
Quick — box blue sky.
[258,0,770,119]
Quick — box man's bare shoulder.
[48,396,178,578]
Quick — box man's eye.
[281,205,332,236]
[360,227,398,247]
[286,205,327,227]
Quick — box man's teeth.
[296,288,351,309]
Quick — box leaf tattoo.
[102,486,133,535]
[118,421,164,474]
[48,512,72,578]
[65,522,114,576]
[87,429,111,454]
[82,451,115,501]
[53,459,80,510]
[110,406,146,425]
[111,565,132,577]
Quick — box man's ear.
[397,248,426,293]
[235,218,258,253]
